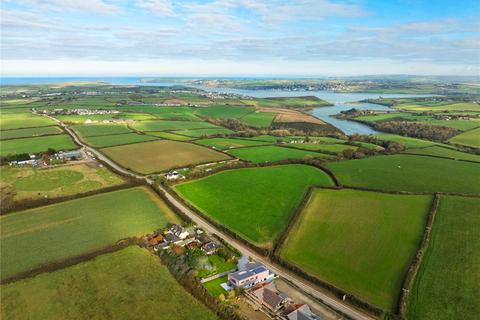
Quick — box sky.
[1,0,479,76]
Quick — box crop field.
[0,247,217,320]
[246,96,331,108]
[81,132,159,147]
[0,134,77,156]
[171,128,234,137]
[374,134,445,149]
[71,123,132,137]
[195,137,269,150]
[0,126,62,140]
[406,196,480,320]
[0,163,125,206]
[0,113,57,130]
[240,111,277,127]
[118,106,200,121]
[133,120,219,132]
[0,187,178,279]
[448,127,480,148]
[327,155,480,194]
[228,145,329,163]
[404,146,480,162]
[280,188,432,310]
[101,140,231,174]
[175,165,333,245]
[147,131,193,140]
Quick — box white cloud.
[7,0,121,14]
[134,0,174,16]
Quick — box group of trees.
[371,121,460,142]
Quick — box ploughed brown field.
[101,140,231,174]
[259,107,325,124]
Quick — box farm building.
[166,170,185,181]
[228,262,275,289]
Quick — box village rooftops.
[228,262,274,289]
[285,304,322,320]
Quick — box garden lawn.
[228,145,329,163]
[406,196,480,320]
[0,126,62,140]
[133,120,218,132]
[82,132,159,147]
[195,137,270,150]
[0,187,178,279]
[404,146,480,163]
[328,155,480,194]
[71,124,132,137]
[280,188,432,311]
[0,246,217,320]
[175,165,333,245]
[0,134,77,156]
[204,276,228,298]
[101,140,230,174]
[0,113,56,130]
[448,127,480,148]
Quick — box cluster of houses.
[8,150,83,167]
[146,224,219,255]
[224,262,322,320]
[42,108,120,116]
[165,170,186,181]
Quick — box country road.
[51,115,376,320]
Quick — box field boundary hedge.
[0,180,140,215]
[1,240,139,285]
[401,151,480,164]
[397,193,440,316]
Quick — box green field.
[194,106,254,119]
[328,155,480,194]
[175,165,333,245]
[290,143,356,153]
[172,128,234,137]
[228,145,329,163]
[133,120,219,132]
[147,131,193,140]
[195,137,270,150]
[118,106,200,121]
[0,187,178,279]
[56,113,157,123]
[0,164,124,205]
[82,132,159,147]
[280,188,432,310]
[0,246,217,320]
[0,134,77,156]
[0,113,57,130]
[240,111,276,127]
[101,140,230,174]
[0,126,62,140]
[71,123,132,137]
[448,127,480,148]
[406,196,480,320]
[404,146,480,162]
[374,134,442,149]
[395,102,480,112]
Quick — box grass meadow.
[171,127,234,137]
[0,164,124,204]
[328,155,480,194]
[228,145,330,163]
[0,134,77,156]
[448,127,480,148]
[81,132,159,147]
[0,114,56,130]
[101,140,230,174]
[0,126,62,140]
[175,165,333,245]
[195,137,270,150]
[71,123,132,137]
[280,188,432,310]
[0,246,217,320]
[133,120,219,132]
[406,196,480,320]
[404,146,480,162]
[0,187,177,279]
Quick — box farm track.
[50,114,375,320]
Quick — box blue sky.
[1,0,479,76]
